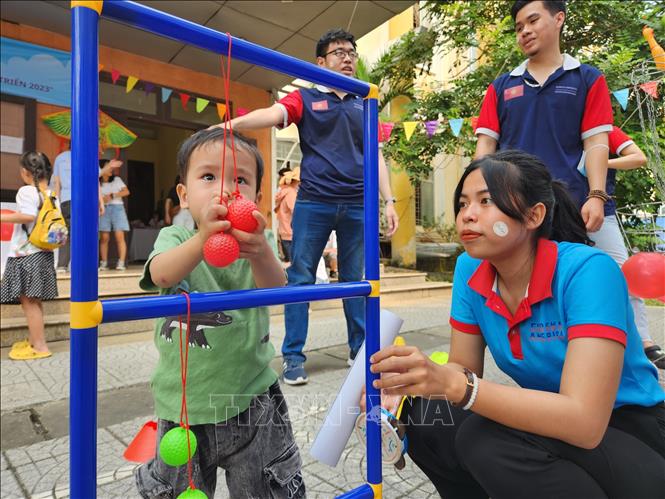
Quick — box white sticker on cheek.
[493,221,509,237]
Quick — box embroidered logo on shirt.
[504,85,524,101]
[528,321,566,342]
[312,100,329,111]
[554,85,578,96]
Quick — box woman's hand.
[370,345,464,401]
[198,195,231,241]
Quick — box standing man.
[475,0,661,368]
[218,28,399,385]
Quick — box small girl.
[1,152,58,360]
[98,159,130,271]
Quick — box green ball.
[159,427,197,467]
[177,487,208,499]
[430,351,449,365]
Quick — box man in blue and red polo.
[474,0,662,369]
[475,0,612,234]
[223,28,399,385]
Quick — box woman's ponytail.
[550,181,593,245]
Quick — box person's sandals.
[8,345,52,360]
[11,340,30,351]
[644,345,665,370]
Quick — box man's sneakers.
[282,359,308,385]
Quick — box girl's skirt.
[1,251,58,304]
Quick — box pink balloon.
[621,252,665,299]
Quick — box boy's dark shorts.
[135,382,305,498]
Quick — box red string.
[220,33,240,200]
[178,292,196,490]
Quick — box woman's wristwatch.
[385,197,396,205]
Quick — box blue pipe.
[102,1,371,97]
[362,98,382,488]
[102,282,372,323]
[70,6,99,498]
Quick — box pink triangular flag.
[640,81,659,99]
[179,92,190,110]
[236,107,249,117]
[424,120,439,138]
[379,122,395,141]
[111,69,121,84]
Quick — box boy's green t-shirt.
[140,225,279,425]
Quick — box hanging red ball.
[203,232,239,267]
[227,196,259,233]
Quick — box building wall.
[1,20,274,219]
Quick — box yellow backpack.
[28,188,68,250]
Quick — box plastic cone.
[123,420,158,463]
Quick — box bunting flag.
[403,121,418,141]
[161,88,173,103]
[111,69,121,84]
[126,75,138,93]
[216,103,228,120]
[236,107,249,117]
[424,120,439,138]
[640,81,659,99]
[179,92,190,110]
[196,98,210,113]
[143,82,155,96]
[470,116,479,132]
[612,88,629,110]
[98,64,104,73]
[379,121,395,141]
[449,118,464,137]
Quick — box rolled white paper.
[310,309,404,467]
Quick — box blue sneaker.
[282,359,308,385]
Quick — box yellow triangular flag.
[126,75,138,93]
[216,103,227,121]
[403,121,418,141]
[98,64,104,73]
[196,98,210,113]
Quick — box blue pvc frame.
[70,1,381,497]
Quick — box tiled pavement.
[1,299,664,498]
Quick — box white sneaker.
[115,261,126,271]
[99,261,109,271]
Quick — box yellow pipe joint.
[70,301,103,329]
[71,1,103,14]
[367,280,380,297]
[370,483,382,498]
[364,83,379,100]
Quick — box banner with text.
[1,37,71,106]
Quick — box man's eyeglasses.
[323,49,359,60]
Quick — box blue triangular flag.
[612,88,629,111]
[449,118,464,137]
[161,87,173,103]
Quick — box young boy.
[134,128,305,498]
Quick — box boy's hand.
[198,195,232,241]
[231,210,270,261]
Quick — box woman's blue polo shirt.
[450,239,664,408]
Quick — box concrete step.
[1,274,449,347]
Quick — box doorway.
[127,160,155,224]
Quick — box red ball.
[621,252,665,299]
[203,232,239,267]
[227,196,258,233]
